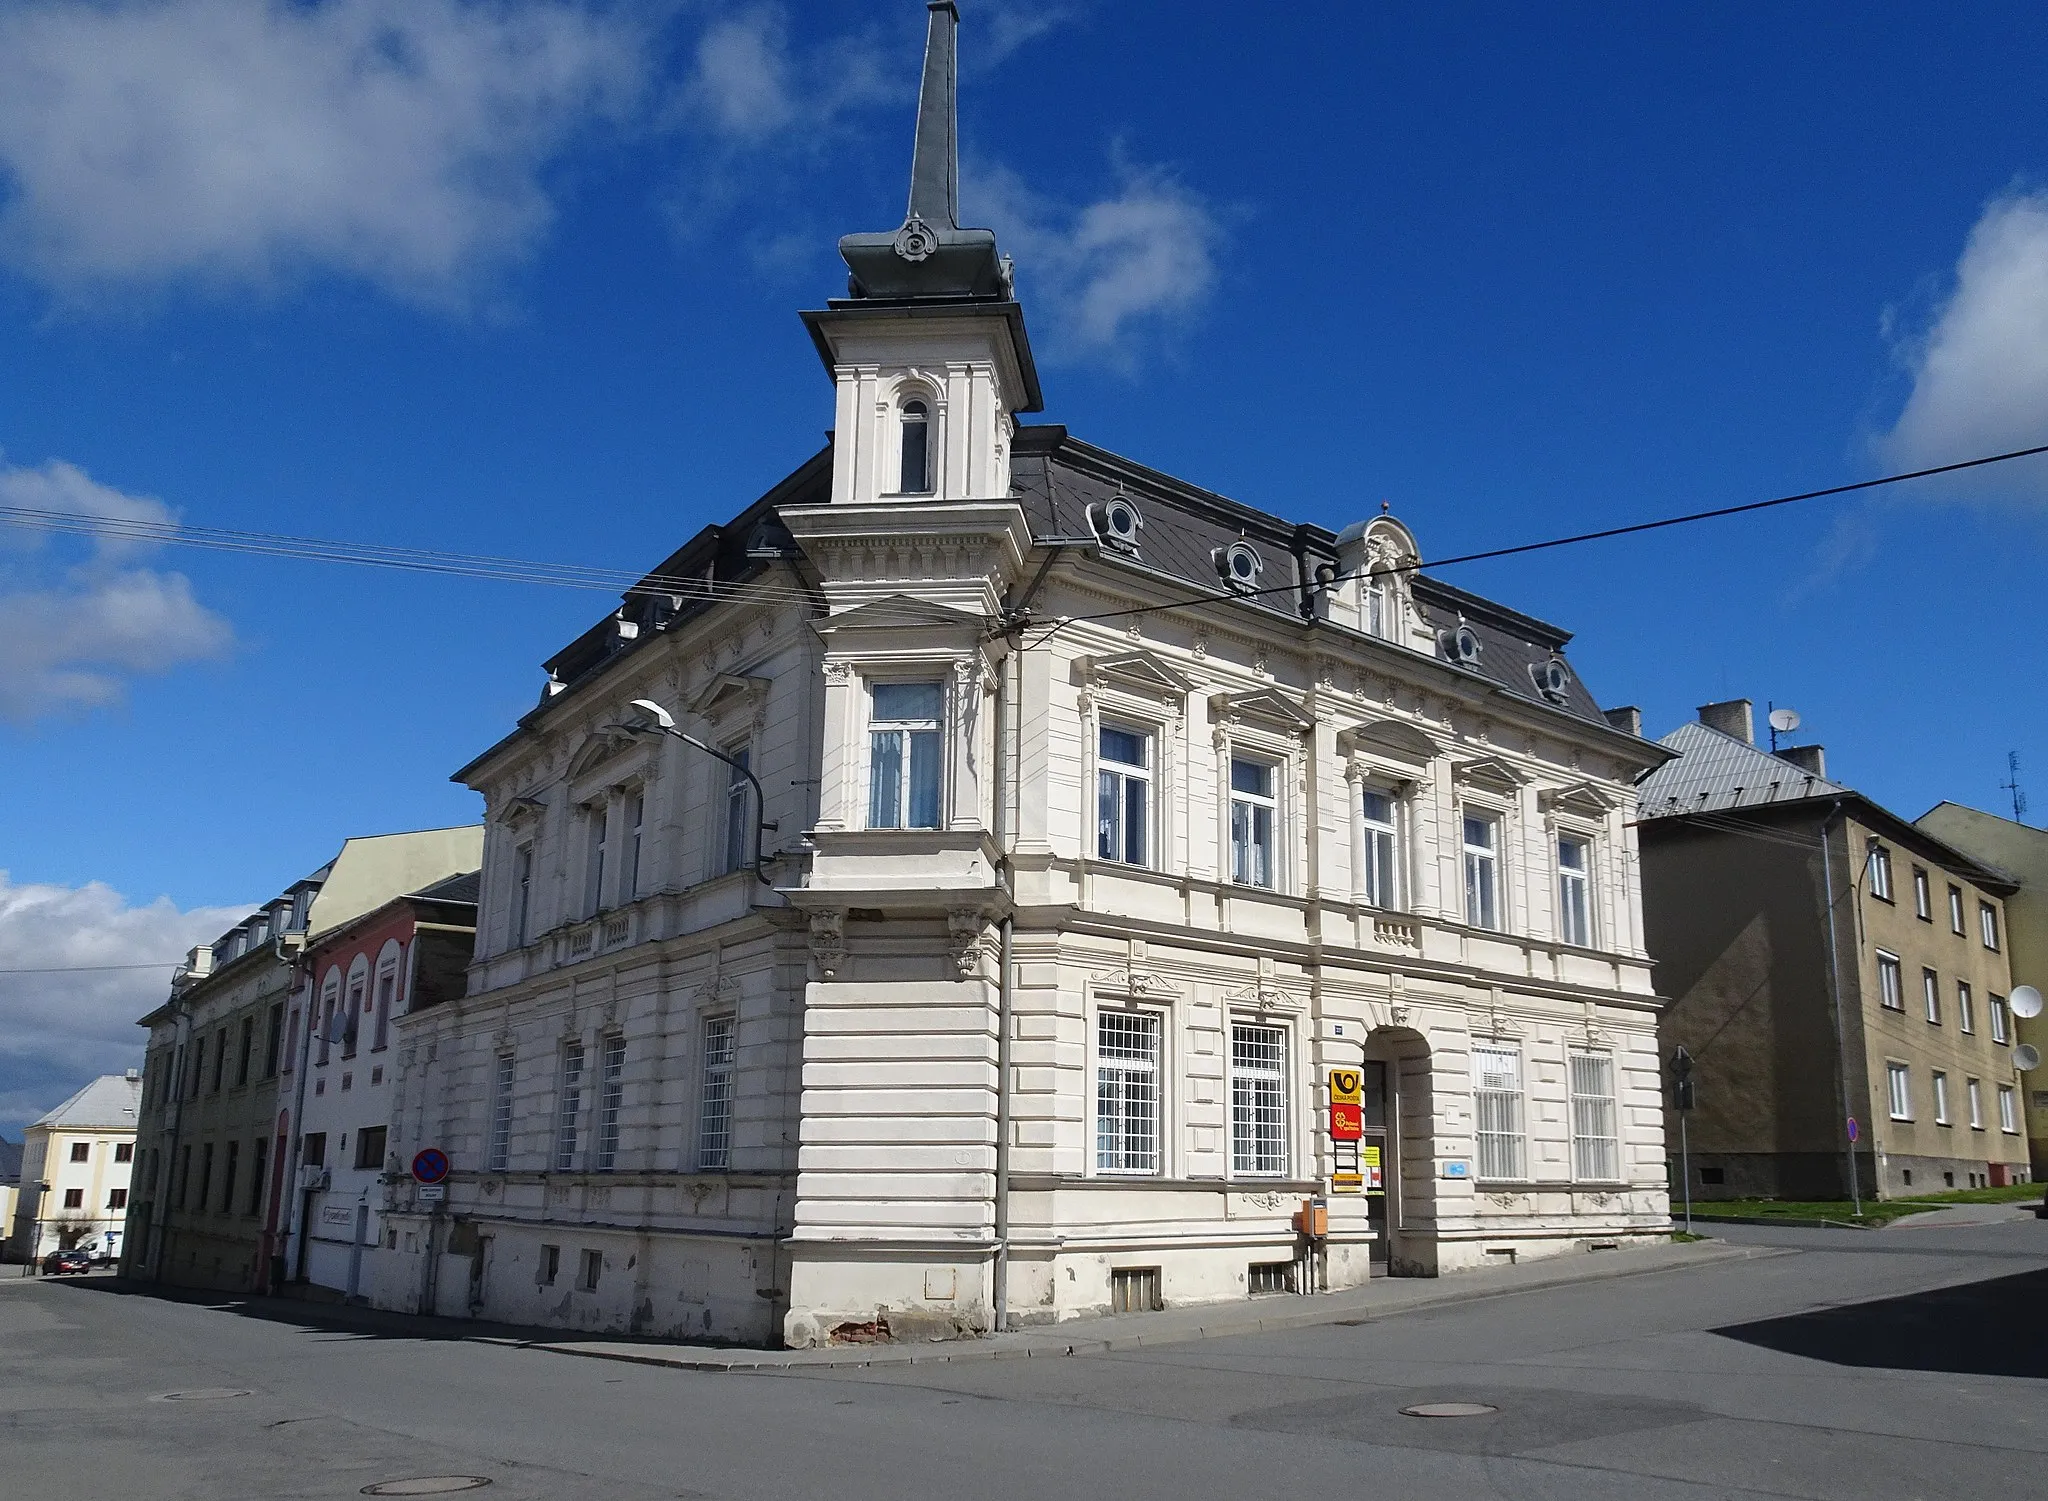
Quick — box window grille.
[1471,1044,1524,1180]
[698,1015,736,1170]
[1096,1011,1161,1174]
[1557,836,1592,946]
[488,1052,515,1171]
[1230,1023,1288,1177]
[1097,725,1152,866]
[1248,1261,1294,1296]
[1108,1267,1161,1313]
[1361,789,1399,909]
[1229,758,1277,888]
[554,1042,584,1171]
[595,1035,626,1171]
[869,682,943,829]
[1569,1051,1619,1181]
[1463,815,1501,931]
[1888,1062,1912,1121]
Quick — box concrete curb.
[525,1238,1782,1375]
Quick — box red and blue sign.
[411,1148,450,1185]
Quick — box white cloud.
[0,456,233,721]
[974,159,1222,363]
[687,9,796,141]
[0,0,648,308]
[1879,188,2048,499]
[0,871,250,1137]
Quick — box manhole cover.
[1400,1402,1498,1418]
[154,1389,252,1402]
[360,1480,493,1496]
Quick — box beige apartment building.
[7,1074,142,1263]
[1639,702,2029,1200]
[1915,802,2048,1177]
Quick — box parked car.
[41,1248,94,1276]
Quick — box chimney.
[1775,745,1827,779]
[124,1067,139,1082]
[1603,706,1643,737]
[1698,698,1754,745]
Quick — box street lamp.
[622,700,777,885]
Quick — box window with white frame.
[1887,1061,1912,1121]
[1923,968,1941,1024]
[1557,835,1593,947]
[1229,758,1277,888]
[1949,884,1965,933]
[1990,994,2010,1044]
[623,790,644,901]
[1097,724,1152,866]
[1933,1070,1951,1125]
[1568,1051,1619,1181]
[1868,844,1893,901]
[1229,1022,1287,1177]
[1913,867,1931,920]
[869,682,943,830]
[1471,1044,1525,1180]
[1096,1010,1162,1175]
[1999,1084,2018,1133]
[1958,981,1975,1034]
[1876,952,1903,1011]
[898,398,932,494]
[1981,901,2000,951]
[723,747,753,875]
[488,1052,515,1171]
[1360,788,1399,909]
[372,964,395,1051]
[1463,813,1502,931]
[697,1015,735,1170]
[1967,1077,1984,1129]
[554,1041,585,1171]
[1364,573,1391,639]
[583,804,609,917]
[595,1034,625,1171]
[512,844,534,948]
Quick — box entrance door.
[1360,1060,1392,1268]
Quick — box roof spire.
[906,2,960,231]
[836,1,1010,302]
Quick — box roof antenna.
[1379,498,1391,515]
[2002,750,2028,824]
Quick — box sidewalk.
[522,1236,1775,1375]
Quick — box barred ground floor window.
[1096,1010,1161,1175]
[1568,1051,1619,1181]
[1230,1022,1288,1177]
[1472,1043,1525,1180]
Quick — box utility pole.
[1670,1047,1694,1234]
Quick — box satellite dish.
[2014,1043,2042,1073]
[2011,985,2043,1019]
[1768,708,1802,735]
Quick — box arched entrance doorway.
[1361,1025,1433,1276]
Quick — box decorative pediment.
[689,673,771,725]
[1077,649,1193,700]
[566,729,641,782]
[1540,780,1619,818]
[1092,967,1181,999]
[1223,982,1299,1012]
[1453,754,1527,794]
[1210,688,1315,733]
[495,794,547,828]
[1338,718,1441,765]
[809,593,986,635]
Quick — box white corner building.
[379,2,1672,1347]
[9,1073,142,1265]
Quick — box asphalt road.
[4,1213,2045,1501]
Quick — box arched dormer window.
[899,399,932,494]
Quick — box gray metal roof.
[1637,720,1849,818]
[29,1073,142,1132]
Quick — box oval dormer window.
[1219,541,1262,591]
[899,399,931,495]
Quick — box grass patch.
[1893,1182,2043,1207]
[1670,1231,1708,1243]
[1684,1181,2041,1228]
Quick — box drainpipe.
[1818,800,1863,1217]
[991,631,1018,1332]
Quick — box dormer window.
[899,399,932,494]
[1364,575,1389,639]
[1217,542,1262,592]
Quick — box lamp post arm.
[652,725,776,885]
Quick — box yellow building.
[1916,802,2048,1178]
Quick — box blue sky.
[3,1,2047,1130]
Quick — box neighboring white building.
[379,4,1671,1346]
[0,1135,22,1258]
[9,1074,142,1264]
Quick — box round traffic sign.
[411,1148,450,1185]
[1846,1118,1859,1144]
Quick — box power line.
[1022,441,2048,646]
[0,962,185,974]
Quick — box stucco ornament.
[894,216,938,262]
[809,911,846,978]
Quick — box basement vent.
[1109,1266,1162,1314]
[1248,1261,1294,1297]
[1483,1247,1517,1265]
